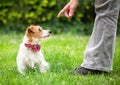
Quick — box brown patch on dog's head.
[26,25,43,42]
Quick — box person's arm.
[57,0,79,18]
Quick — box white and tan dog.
[16,25,51,75]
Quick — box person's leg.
[71,0,120,75]
[81,0,120,72]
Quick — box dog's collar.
[25,43,40,52]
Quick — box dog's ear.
[26,27,34,42]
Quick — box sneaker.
[70,67,108,75]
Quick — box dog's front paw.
[40,62,49,73]
[18,68,26,75]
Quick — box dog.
[16,25,51,75]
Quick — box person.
[57,0,120,75]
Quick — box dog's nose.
[49,30,51,34]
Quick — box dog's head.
[26,25,51,42]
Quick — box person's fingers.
[68,7,74,18]
[57,8,74,18]
[57,10,64,18]
[64,12,69,18]
[64,10,69,18]
[57,9,64,18]
[57,4,69,18]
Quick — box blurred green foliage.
[0,0,58,24]
[0,0,119,34]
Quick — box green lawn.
[0,33,120,85]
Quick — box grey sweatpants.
[81,0,120,72]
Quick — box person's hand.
[57,0,78,18]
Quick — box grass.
[0,33,120,85]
